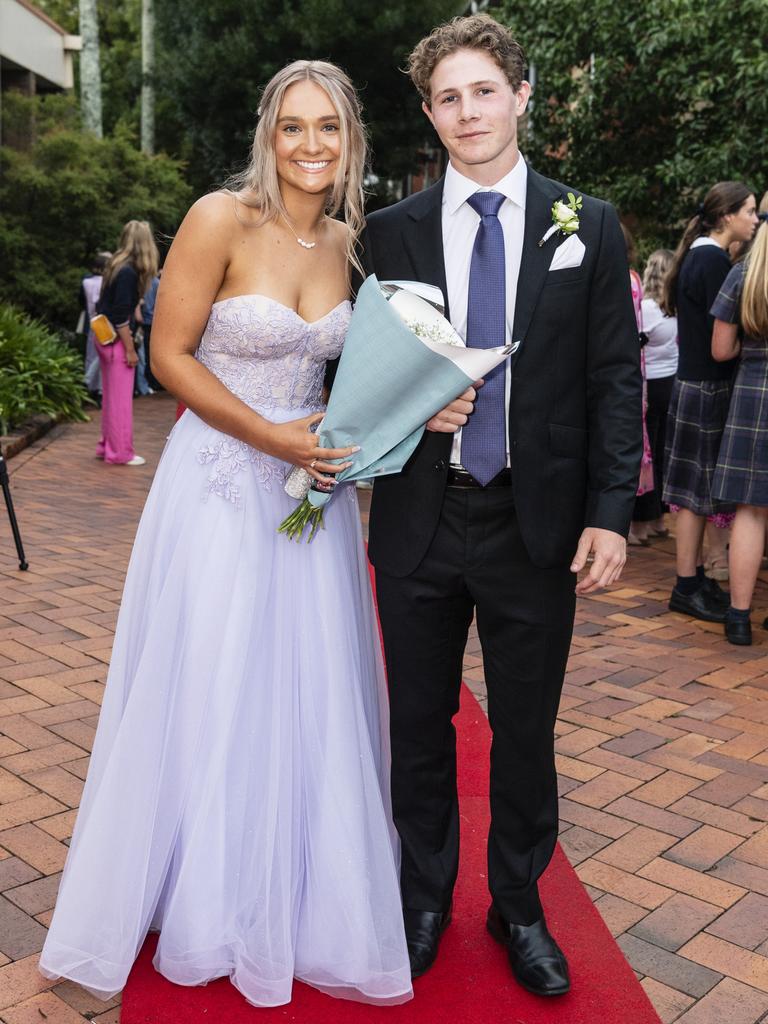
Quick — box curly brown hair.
[408,14,527,106]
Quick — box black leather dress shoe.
[669,585,727,623]
[403,906,452,978]
[487,906,570,996]
[725,616,752,645]
[702,576,730,608]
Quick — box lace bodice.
[193,294,350,504]
[197,294,351,414]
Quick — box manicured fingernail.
[351,446,361,453]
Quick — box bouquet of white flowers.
[278,275,514,541]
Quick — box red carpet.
[122,683,661,1023]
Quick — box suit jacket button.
[434,459,446,471]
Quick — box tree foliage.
[37,0,456,197]
[156,0,456,195]
[502,0,768,252]
[0,94,192,331]
[35,0,144,139]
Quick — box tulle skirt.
[39,408,412,1007]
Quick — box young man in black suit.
[361,14,642,996]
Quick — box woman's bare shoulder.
[181,191,242,232]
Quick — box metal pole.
[0,454,29,571]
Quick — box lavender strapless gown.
[39,295,413,1008]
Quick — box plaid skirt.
[663,378,735,516]
[713,355,768,507]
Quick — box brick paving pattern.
[1,394,768,1023]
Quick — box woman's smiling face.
[274,80,342,199]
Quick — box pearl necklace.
[283,216,324,250]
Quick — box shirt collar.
[690,236,724,251]
[443,155,528,216]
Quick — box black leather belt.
[446,466,512,488]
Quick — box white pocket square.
[548,234,585,272]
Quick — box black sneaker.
[669,585,727,623]
[702,576,730,608]
[725,616,752,645]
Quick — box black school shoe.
[702,576,730,608]
[725,616,752,645]
[669,584,727,623]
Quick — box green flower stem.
[277,498,326,543]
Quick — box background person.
[95,220,159,466]
[623,224,657,545]
[136,270,163,392]
[711,197,768,644]
[80,252,111,400]
[663,182,758,621]
[641,248,678,538]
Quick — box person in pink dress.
[622,226,655,545]
[95,221,159,465]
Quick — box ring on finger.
[309,458,318,470]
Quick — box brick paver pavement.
[2,394,768,1023]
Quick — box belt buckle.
[447,466,479,488]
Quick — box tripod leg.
[0,457,29,571]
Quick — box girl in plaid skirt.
[712,196,768,644]
[663,182,758,624]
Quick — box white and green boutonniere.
[538,192,583,247]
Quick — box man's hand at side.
[426,380,483,433]
[571,527,626,594]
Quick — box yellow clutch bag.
[90,313,117,346]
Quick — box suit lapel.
[400,179,451,321]
[394,167,561,350]
[511,167,563,348]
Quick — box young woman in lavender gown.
[39,60,412,1009]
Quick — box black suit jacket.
[360,165,642,576]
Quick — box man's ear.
[422,99,436,129]
[515,81,532,117]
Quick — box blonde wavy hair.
[101,221,159,299]
[227,60,367,277]
[642,249,674,304]
[742,193,768,340]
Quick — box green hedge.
[0,304,90,436]
[0,93,193,333]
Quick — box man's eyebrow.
[276,114,340,123]
[433,79,499,97]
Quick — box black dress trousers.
[375,484,576,927]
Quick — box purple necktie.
[461,191,507,486]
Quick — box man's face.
[423,48,530,182]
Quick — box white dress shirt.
[442,156,527,466]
